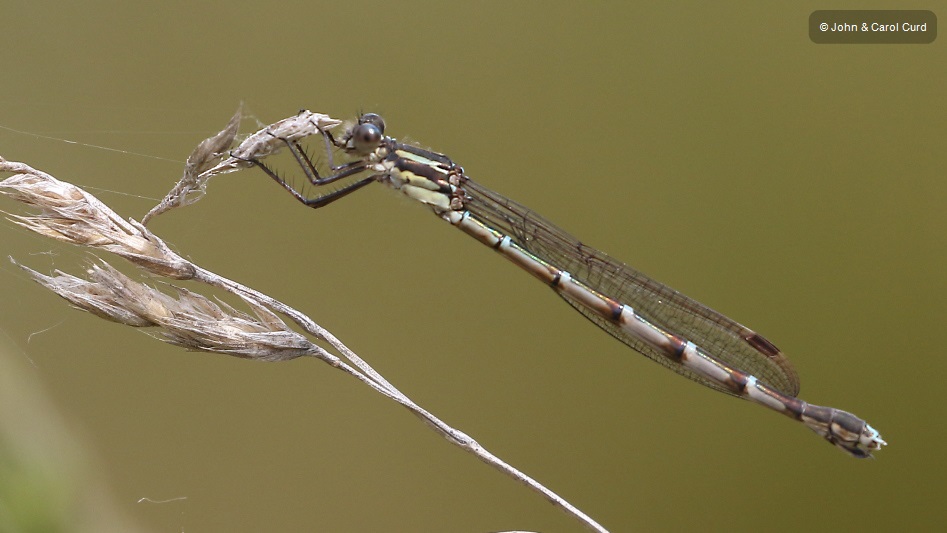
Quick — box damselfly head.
[350,113,386,155]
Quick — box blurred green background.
[1,2,943,531]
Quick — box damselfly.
[240,112,885,458]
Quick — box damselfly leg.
[235,115,388,208]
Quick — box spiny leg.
[282,139,370,186]
[232,133,378,209]
[243,155,377,209]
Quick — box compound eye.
[358,113,386,134]
[352,123,383,154]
